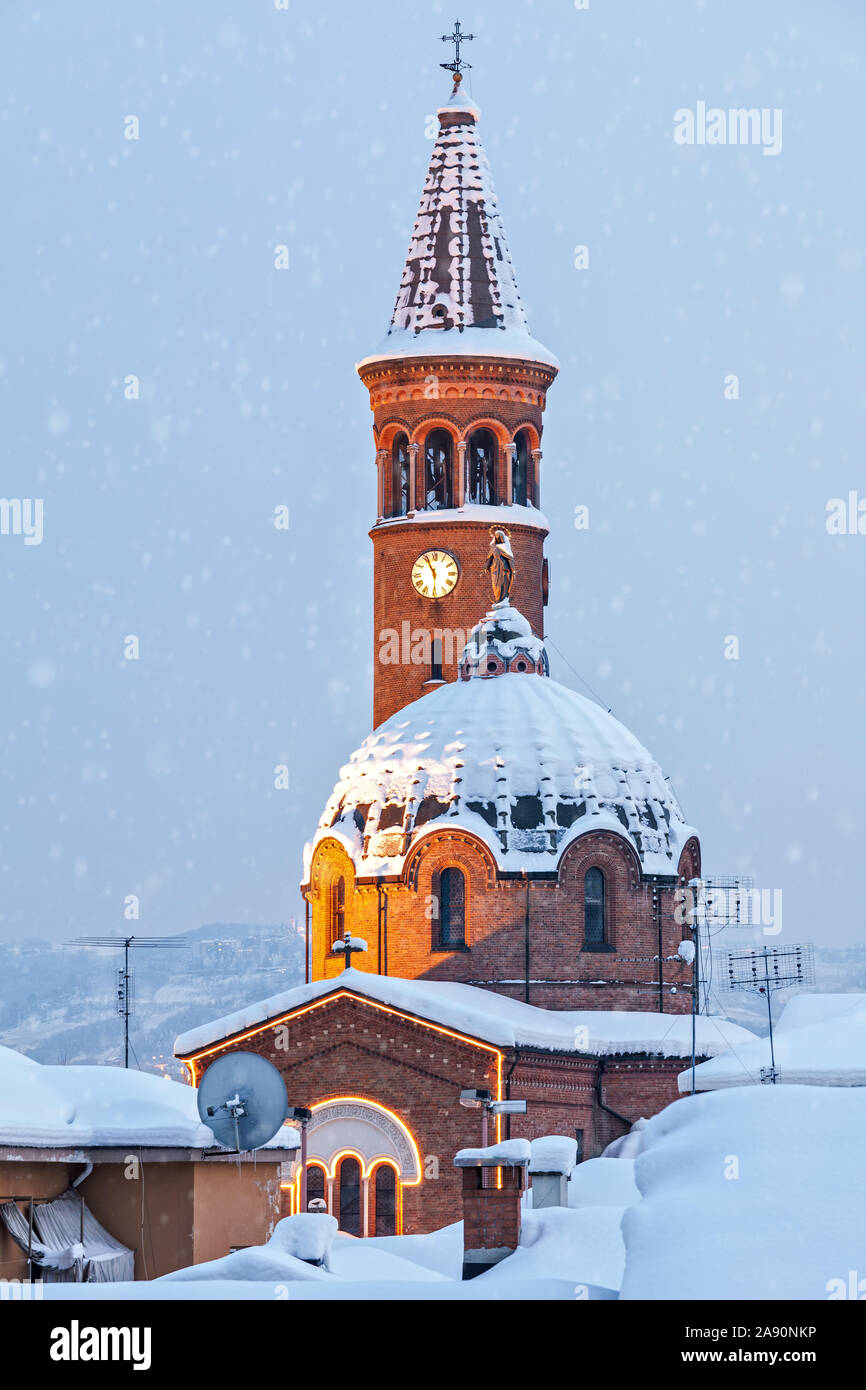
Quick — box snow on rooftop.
[174,967,756,1061]
[0,1043,299,1151]
[358,81,558,373]
[620,1085,866,1300]
[314,664,695,877]
[371,503,550,534]
[529,1135,578,1176]
[455,1139,531,1167]
[680,992,866,1091]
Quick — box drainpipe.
[304,896,311,985]
[522,870,530,1004]
[72,1162,93,1188]
[382,891,389,976]
[654,883,664,1012]
[377,885,383,974]
[595,1058,633,1144]
[504,1048,522,1139]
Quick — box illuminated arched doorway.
[297,1098,421,1236]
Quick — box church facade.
[175,70,747,1240]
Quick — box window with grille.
[438,867,466,948]
[584,867,606,946]
[424,429,453,509]
[513,430,531,507]
[338,1156,362,1237]
[329,877,345,946]
[306,1164,327,1211]
[467,428,497,505]
[391,433,410,517]
[374,1165,396,1236]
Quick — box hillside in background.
[0,930,862,1080]
[0,923,306,1080]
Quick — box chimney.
[528,1135,578,1210]
[454,1140,530,1280]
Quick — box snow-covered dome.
[315,651,696,878]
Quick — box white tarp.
[0,1190,134,1283]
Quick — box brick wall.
[461,1166,524,1257]
[185,992,501,1235]
[357,351,556,729]
[307,829,697,1014]
[180,991,706,1233]
[372,517,547,726]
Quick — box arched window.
[306,1164,326,1212]
[438,867,466,948]
[584,867,606,947]
[513,430,532,507]
[338,1156,362,1236]
[467,428,498,505]
[390,432,409,518]
[329,877,345,947]
[424,429,453,510]
[374,1165,397,1237]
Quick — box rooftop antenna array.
[719,943,815,1084]
[679,875,755,1094]
[71,935,187,1067]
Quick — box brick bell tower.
[357,71,559,729]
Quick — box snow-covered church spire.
[378,71,553,362]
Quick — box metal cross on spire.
[440,18,474,78]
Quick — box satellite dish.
[197,1051,288,1152]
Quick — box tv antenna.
[686,875,757,937]
[72,934,187,1067]
[679,876,754,1093]
[720,943,815,1084]
[197,1052,289,1153]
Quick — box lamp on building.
[459,1090,527,1146]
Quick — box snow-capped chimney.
[454,1140,530,1279]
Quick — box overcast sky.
[1,0,864,951]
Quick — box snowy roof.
[313,653,696,878]
[372,503,550,535]
[0,1044,299,1152]
[620,1085,866,1301]
[680,992,866,1091]
[358,79,558,373]
[455,1139,531,1167]
[174,968,756,1062]
[529,1136,578,1176]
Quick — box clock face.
[411,549,459,599]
